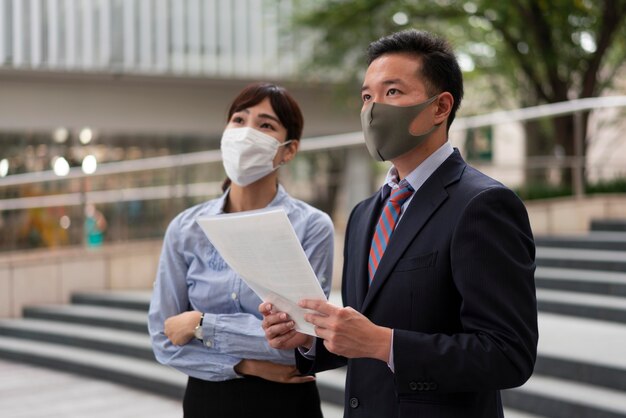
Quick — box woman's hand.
[164,311,202,346]
[235,359,315,384]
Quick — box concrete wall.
[2,194,625,318]
[525,194,626,235]
[0,240,162,318]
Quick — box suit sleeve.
[393,186,538,394]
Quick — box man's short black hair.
[367,29,464,130]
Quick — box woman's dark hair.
[221,82,303,192]
[367,29,463,131]
[227,82,304,141]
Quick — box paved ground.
[0,360,343,418]
[0,359,542,418]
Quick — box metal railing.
[1,96,625,251]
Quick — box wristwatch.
[193,313,204,340]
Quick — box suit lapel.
[361,151,466,314]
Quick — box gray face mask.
[360,95,441,161]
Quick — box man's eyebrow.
[361,79,405,92]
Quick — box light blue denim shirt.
[148,184,334,382]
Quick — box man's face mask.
[220,127,291,187]
[360,95,441,161]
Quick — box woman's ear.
[434,92,453,125]
[281,140,300,164]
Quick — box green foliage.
[515,177,626,201]
[293,0,626,108]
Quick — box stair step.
[536,247,626,272]
[537,314,626,383]
[0,318,154,360]
[23,304,148,333]
[537,289,626,323]
[535,233,626,251]
[535,267,626,297]
[72,291,152,312]
[591,220,626,233]
[502,374,626,418]
[0,336,186,398]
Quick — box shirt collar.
[383,141,454,193]
[216,184,289,214]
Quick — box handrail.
[1,95,625,190]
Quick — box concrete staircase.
[0,220,625,417]
[500,222,626,418]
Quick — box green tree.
[293,0,626,188]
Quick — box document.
[196,207,327,336]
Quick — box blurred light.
[82,154,98,174]
[0,159,9,177]
[579,32,596,53]
[53,156,70,176]
[392,12,408,26]
[79,128,93,145]
[457,53,475,72]
[463,2,478,13]
[517,42,529,54]
[59,215,71,229]
[53,127,69,144]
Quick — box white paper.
[196,207,327,336]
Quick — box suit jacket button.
[409,381,418,391]
[349,397,359,408]
[417,382,424,391]
[429,382,438,391]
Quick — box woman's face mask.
[220,127,292,187]
[360,95,440,161]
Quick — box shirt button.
[231,292,237,300]
[205,340,212,348]
[349,397,359,408]
[320,277,327,285]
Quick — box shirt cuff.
[388,329,395,373]
[297,339,317,359]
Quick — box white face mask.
[220,127,292,187]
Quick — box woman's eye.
[231,116,244,124]
[260,122,275,130]
[362,94,371,102]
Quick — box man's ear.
[434,92,454,125]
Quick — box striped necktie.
[368,180,414,284]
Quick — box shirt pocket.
[395,251,437,272]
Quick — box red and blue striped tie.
[368,181,414,284]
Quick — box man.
[261,29,537,418]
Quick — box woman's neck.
[225,176,279,213]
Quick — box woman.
[148,82,333,418]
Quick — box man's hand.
[164,310,202,346]
[300,299,392,362]
[259,302,313,350]
[235,359,315,384]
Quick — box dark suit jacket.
[297,150,538,418]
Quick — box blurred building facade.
[0,0,362,252]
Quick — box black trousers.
[183,375,324,418]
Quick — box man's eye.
[362,94,371,102]
[386,88,399,96]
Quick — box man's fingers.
[299,299,339,316]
